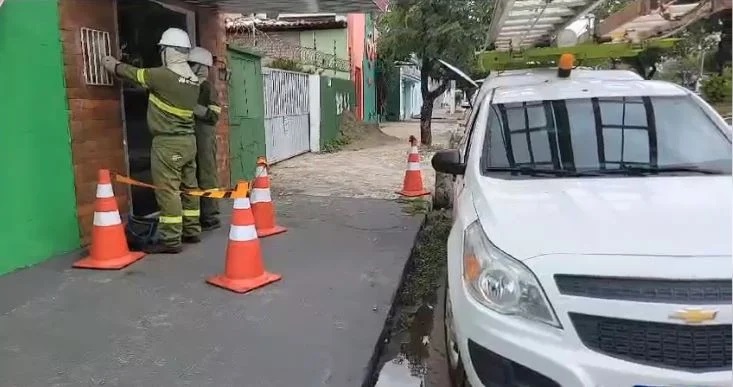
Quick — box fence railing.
[229,30,350,73]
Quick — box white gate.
[262,68,310,163]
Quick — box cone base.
[72,251,146,270]
[397,189,431,197]
[206,271,282,294]
[256,225,288,238]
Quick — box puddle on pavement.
[369,211,451,387]
[372,302,436,387]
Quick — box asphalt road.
[0,195,422,387]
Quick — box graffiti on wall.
[336,91,351,116]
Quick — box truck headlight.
[462,221,561,328]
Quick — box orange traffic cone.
[251,156,287,238]
[397,136,430,197]
[206,192,282,293]
[73,169,145,269]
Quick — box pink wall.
[347,13,365,74]
[347,13,366,119]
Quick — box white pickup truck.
[432,61,732,387]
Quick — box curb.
[361,213,428,387]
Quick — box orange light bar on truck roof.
[557,53,575,78]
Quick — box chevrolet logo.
[668,308,718,324]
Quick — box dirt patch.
[339,111,400,151]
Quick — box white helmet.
[158,27,191,49]
[189,46,213,67]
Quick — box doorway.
[116,0,196,216]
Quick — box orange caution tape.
[113,173,249,199]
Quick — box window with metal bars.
[484,95,731,175]
[80,27,113,86]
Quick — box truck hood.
[473,176,732,260]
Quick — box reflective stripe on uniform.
[229,224,257,242]
[96,183,114,198]
[159,215,183,224]
[94,211,122,227]
[136,69,148,88]
[208,104,222,114]
[250,188,272,203]
[182,209,200,217]
[149,94,194,119]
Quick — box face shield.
[159,45,197,81]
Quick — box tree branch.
[427,81,449,100]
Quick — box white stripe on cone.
[229,224,258,242]
[407,162,421,171]
[410,146,418,154]
[256,166,268,177]
[250,188,272,203]
[96,183,114,198]
[93,211,122,227]
[233,197,251,209]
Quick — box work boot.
[182,235,201,244]
[201,218,221,231]
[143,242,183,254]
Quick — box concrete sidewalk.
[0,195,421,387]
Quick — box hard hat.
[158,27,192,49]
[189,46,213,67]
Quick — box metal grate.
[570,312,732,372]
[555,275,732,304]
[80,27,113,86]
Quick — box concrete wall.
[59,0,228,243]
[319,76,356,146]
[299,28,349,79]
[0,0,80,274]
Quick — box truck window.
[485,95,732,175]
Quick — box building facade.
[0,0,380,275]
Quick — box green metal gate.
[227,47,266,184]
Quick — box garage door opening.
[116,0,196,216]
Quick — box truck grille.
[555,275,731,304]
[569,313,732,372]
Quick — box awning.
[179,0,385,13]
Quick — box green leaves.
[377,0,492,81]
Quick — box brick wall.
[198,11,231,188]
[60,0,125,244]
[59,0,229,243]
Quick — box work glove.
[101,56,119,73]
[193,104,208,118]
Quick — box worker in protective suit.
[188,47,222,231]
[101,27,201,254]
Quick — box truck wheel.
[444,275,469,387]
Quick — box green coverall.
[194,80,222,226]
[115,64,202,247]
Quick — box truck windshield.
[483,95,732,176]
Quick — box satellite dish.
[437,59,478,87]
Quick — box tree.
[377,0,492,145]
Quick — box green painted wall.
[299,28,350,79]
[362,14,378,123]
[0,0,80,275]
[320,76,356,145]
